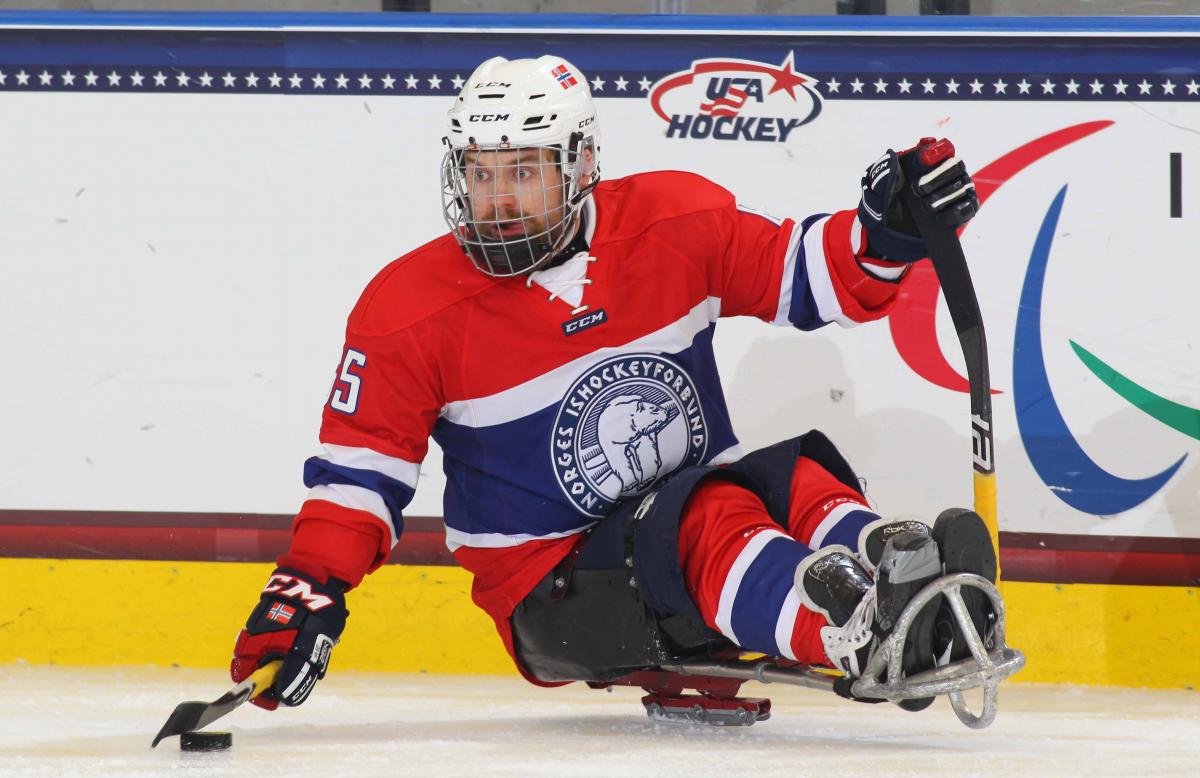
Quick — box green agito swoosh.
[1070,340,1200,441]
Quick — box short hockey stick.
[900,182,1000,578]
[151,659,282,747]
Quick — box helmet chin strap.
[536,211,590,272]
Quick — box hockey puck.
[180,731,232,751]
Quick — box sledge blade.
[151,660,282,747]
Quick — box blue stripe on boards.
[1,21,1198,94]
[729,536,811,657]
[787,213,829,332]
[302,457,416,537]
[3,11,1199,34]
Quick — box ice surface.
[0,665,1197,777]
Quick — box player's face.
[463,147,566,242]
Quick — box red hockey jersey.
[286,170,908,668]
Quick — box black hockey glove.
[230,567,348,710]
[858,137,979,263]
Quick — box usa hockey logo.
[551,354,709,517]
[649,53,821,143]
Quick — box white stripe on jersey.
[444,523,592,552]
[802,216,857,328]
[808,501,867,549]
[443,442,741,552]
[440,295,723,428]
[772,219,804,326]
[319,443,420,488]
[849,214,863,256]
[714,528,791,645]
[736,203,785,226]
[305,483,399,547]
[774,585,802,660]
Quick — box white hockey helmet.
[441,55,600,277]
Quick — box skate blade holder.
[851,572,1026,729]
[642,693,771,727]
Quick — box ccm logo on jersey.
[648,52,821,143]
[263,574,335,611]
[562,308,608,336]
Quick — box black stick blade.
[150,661,281,748]
[152,701,209,747]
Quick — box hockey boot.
[795,546,875,679]
[796,534,941,709]
[873,530,943,711]
[856,517,932,576]
[931,508,998,665]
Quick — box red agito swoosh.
[887,120,1114,392]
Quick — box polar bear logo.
[597,394,672,493]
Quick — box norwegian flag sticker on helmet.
[551,63,577,90]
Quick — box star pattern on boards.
[0,65,1194,104]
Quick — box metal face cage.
[441,135,598,277]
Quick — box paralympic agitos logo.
[890,120,1197,516]
[649,53,821,143]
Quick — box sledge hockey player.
[230,55,996,712]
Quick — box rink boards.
[0,13,1197,686]
[3,557,1199,689]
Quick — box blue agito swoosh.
[1014,185,1186,515]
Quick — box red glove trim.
[823,210,907,320]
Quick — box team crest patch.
[551,354,709,517]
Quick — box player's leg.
[759,433,996,679]
[676,477,824,664]
[725,431,933,573]
[676,475,941,683]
